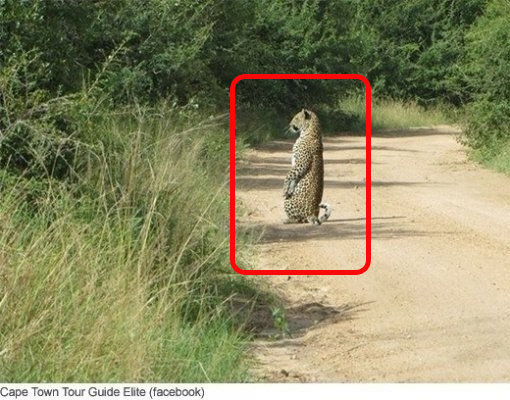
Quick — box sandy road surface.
[235,126,510,382]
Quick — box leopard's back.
[283,109,329,224]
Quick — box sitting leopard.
[283,109,332,225]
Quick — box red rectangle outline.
[230,73,371,275]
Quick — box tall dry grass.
[0,106,254,382]
[339,96,451,131]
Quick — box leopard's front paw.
[283,180,296,198]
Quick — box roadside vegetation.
[460,0,510,172]
[0,97,256,381]
[338,97,452,132]
[0,0,508,383]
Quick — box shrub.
[461,0,510,151]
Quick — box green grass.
[470,141,510,175]
[339,96,452,131]
[0,106,257,382]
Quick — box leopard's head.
[288,109,318,136]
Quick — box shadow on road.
[372,127,458,138]
[235,176,425,191]
[249,301,372,340]
[239,216,437,244]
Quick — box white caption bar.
[1,384,509,400]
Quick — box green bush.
[0,0,218,103]
[461,0,510,151]
[0,50,109,180]
[0,0,370,115]
[354,0,486,105]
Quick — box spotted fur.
[283,109,332,225]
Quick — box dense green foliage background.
[461,0,510,156]
[1,0,509,382]
[2,0,508,176]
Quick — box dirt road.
[235,126,510,382]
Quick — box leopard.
[283,109,332,225]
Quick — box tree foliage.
[354,0,487,104]
[460,0,510,149]
[0,0,509,172]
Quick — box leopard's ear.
[303,109,311,119]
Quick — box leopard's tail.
[319,202,332,223]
